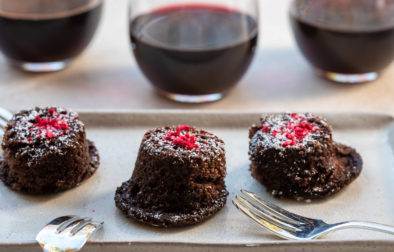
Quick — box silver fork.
[233,189,394,240]
[0,107,12,137]
[36,215,104,252]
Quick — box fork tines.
[0,107,12,135]
[56,216,95,234]
[232,190,309,239]
[0,117,8,131]
[49,215,103,236]
[0,107,12,122]
[36,215,103,252]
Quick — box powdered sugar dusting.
[2,107,85,165]
[141,126,225,160]
[250,113,330,152]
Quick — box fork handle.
[331,221,394,235]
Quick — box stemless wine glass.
[290,0,394,83]
[0,0,103,72]
[129,0,259,103]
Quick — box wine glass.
[129,0,259,103]
[290,0,394,83]
[0,0,103,72]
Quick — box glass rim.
[0,0,102,20]
[128,0,259,20]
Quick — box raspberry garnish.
[165,125,199,150]
[27,108,70,141]
[261,113,320,147]
[262,125,270,133]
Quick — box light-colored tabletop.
[0,0,393,114]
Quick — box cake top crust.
[2,107,85,163]
[141,125,225,160]
[250,113,331,151]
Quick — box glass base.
[10,59,72,72]
[315,68,378,83]
[158,89,225,103]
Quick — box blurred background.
[0,0,393,113]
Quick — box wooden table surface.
[0,0,393,114]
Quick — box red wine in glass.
[290,17,394,75]
[0,0,102,72]
[130,5,258,101]
[290,0,394,83]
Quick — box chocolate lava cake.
[249,113,362,200]
[115,125,228,227]
[0,107,99,194]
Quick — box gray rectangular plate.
[1,111,393,252]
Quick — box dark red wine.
[130,5,258,95]
[0,2,102,63]
[290,14,394,74]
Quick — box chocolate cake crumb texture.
[249,113,362,200]
[0,107,100,194]
[115,125,228,227]
[249,113,331,151]
[3,107,85,167]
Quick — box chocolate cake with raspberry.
[115,125,228,227]
[249,113,362,200]
[0,107,99,194]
